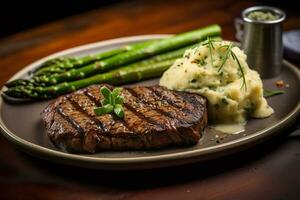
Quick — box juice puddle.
[211,123,246,134]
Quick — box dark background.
[0,0,299,199]
[0,0,120,38]
[0,0,299,38]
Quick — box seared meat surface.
[41,84,207,153]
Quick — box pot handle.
[234,18,244,42]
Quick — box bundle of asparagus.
[4,24,222,100]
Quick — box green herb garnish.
[203,37,216,66]
[201,38,248,90]
[189,78,197,83]
[263,89,284,97]
[94,86,125,119]
[221,97,229,105]
[217,42,247,91]
[230,49,247,91]
[198,58,206,66]
[244,102,255,115]
[218,43,233,72]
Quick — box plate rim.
[0,35,299,167]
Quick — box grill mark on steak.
[152,86,207,121]
[78,90,113,133]
[84,89,125,132]
[42,84,207,153]
[83,89,118,133]
[122,89,170,129]
[124,88,183,144]
[84,86,156,149]
[56,105,85,136]
[122,102,165,130]
[130,87,192,123]
[60,97,109,152]
[86,85,163,130]
[140,86,207,144]
[84,94,133,138]
[175,92,206,115]
[85,85,160,131]
[128,87,198,144]
[67,95,105,132]
[84,88,143,136]
[59,98,102,135]
[84,89,100,106]
[85,87,155,148]
[146,86,196,117]
[125,88,174,118]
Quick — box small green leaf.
[115,96,124,104]
[94,104,114,116]
[109,93,114,105]
[263,89,284,97]
[114,104,124,119]
[96,86,125,119]
[112,87,122,98]
[100,86,111,99]
[101,98,109,106]
[111,87,123,105]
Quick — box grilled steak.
[41,84,207,153]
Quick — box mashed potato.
[159,41,273,123]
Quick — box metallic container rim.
[242,6,286,24]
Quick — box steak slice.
[41,84,207,153]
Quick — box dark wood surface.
[0,0,299,199]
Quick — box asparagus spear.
[6,25,221,88]
[34,24,221,85]
[4,36,222,100]
[5,59,176,99]
[5,42,198,89]
[36,42,201,85]
[5,40,158,88]
[4,35,223,100]
[32,40,158,76]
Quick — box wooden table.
[0,0,299,199]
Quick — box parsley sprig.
[94,86,125,119]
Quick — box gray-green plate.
[0,35,299,170]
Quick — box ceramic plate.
[0,35,299,169]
